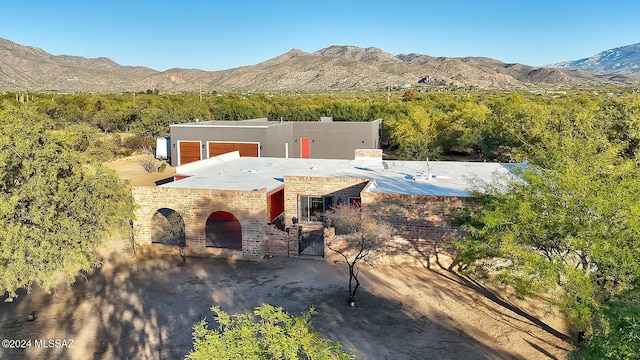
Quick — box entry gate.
[299,228,324,257]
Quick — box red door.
[300,137,310,158]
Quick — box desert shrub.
[188,304,354,360]
[122,133,155,150]
[138,147,159,173]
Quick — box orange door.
[208,142,259,157]
[179,141,201,165]
[300,137,310,158]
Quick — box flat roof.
[161,152,519,197]
[170,118,381,128]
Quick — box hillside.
[547,43,640,75]
[0,37,635,93]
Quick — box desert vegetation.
[1,87,639,357]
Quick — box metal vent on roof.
[412,171,434,181]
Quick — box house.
[168,117,382,166]
[131,149,518,265]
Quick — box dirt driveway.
[0,237,572,360]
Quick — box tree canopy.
[0,106,135,299]
[454,124,640,354]
[188,304,354,360]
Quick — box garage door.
[208,142,259,157]
[178,141,201,165]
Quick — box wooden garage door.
[208,142,259,157]
[179,141,201,165]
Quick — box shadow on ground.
[0,248,572,360]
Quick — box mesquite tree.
[325,203,393,305]
[0,107,135,299]
[454,133,640,353]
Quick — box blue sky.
[1,1,639,71]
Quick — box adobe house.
[131,149,518,264]
[168,117,382,166]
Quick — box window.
[299,195,333,223]
[348,197,362,208]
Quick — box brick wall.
[264,224,288,256]
[283,176,370,228]
[131,186,268,260]
[360,191,465,267]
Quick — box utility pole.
[387,85,391,105]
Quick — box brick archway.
[132,186,268,260]
[205,211,242,250]
[150,208,185,246]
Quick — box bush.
[187,304,355,360]
[138,150,159,173]
[122,133,155,150]
[572,301,640,360]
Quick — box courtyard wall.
[131,186,268,260]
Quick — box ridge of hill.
[0,37,635,93]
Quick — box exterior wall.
[264,224,289,256]
[169,121,285,166]
[265,122,294,157]
[290,119,381,159]
[131,186,268,260]
[283,176,370,228]
[360,190,465,267]
[169,119,381,163]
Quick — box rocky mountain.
[547,43,640,74]
[0,37,634,93]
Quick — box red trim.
[208,211,238,221]
[267,188,285,221]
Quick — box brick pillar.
[287,225,301,257]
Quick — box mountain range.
[1,37,638,93]
[547,43,640,75]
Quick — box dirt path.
[104,155,175,186]
[0,238,572,359]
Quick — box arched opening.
[205,211,242,250]
[151,208,185,246]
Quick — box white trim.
[176,140,202,166]
[171,124,270,129]
[206,141,260,158]
[267,184,285,196]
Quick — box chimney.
[354,149,382,160]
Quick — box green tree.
[454,137,640,340]
[0,108,135,299]
[573,298,640,360]
[188,304,354,360]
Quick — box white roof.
[161,152,519,197]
